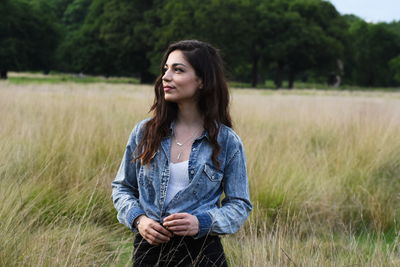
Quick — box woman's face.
[162,50,202,104]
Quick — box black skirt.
[133,234,228,267]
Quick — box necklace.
[173,127,203,160]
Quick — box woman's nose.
[162,69,171,81]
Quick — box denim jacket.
[111,118,252,238]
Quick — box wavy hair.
[135,40,232,169]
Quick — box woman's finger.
[138,216,172,244]
[163,213,187,222]
[163,218,189,228]
[147,228,170,242]
[153,223,173,237]
[165,225,187,231]
[144,235,161,246]
[143,232,167,245]
[162,213,199,236]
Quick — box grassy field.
[7,72,140,85]
[1,76,400,266]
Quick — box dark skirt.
[133,234,228,267]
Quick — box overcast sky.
[328,0,400,23]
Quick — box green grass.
[6,72,400,92]
[1,80,400,266]
[230,79,400,91]
[7,72,139,84]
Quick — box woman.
[112,40,252,266]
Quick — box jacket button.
[192,148,196,151]
[211,175,215,179]
[190,170,194,174]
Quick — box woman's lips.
[163,86,175,92]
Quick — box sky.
[328,0,400,23]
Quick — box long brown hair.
[135,40,232,169]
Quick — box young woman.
[112,40,252,266]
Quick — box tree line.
[1,0,400,88]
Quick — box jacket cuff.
[127,207,145,232]
[194,212,212,238]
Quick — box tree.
[347,21,400,86]
[0,0,59,78]
[268,0,345,89]
[62,0,91,31]
[152,0,267,86]
[57,0,119,76]
[56,0,161,82]
[389,56,400,83]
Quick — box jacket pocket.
[203,164,223,182]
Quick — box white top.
[165,160,189,206]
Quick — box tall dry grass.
[0,81,399,266]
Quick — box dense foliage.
[1,0,399,88]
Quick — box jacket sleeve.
[195,138,253,238]
[111,122,146,231]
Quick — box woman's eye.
[175,68,184,73]
[163,68,168,73]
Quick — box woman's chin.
[164,95,178,103]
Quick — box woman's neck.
[171,101,204,163]
[176,102,203,127]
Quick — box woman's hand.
[135,215,173,245]
[163,213,199,236]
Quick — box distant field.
[7,72,140,85]
[7,71,400,91]
[1,79,400,266]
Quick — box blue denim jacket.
[111,118,252,238]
